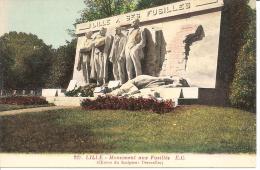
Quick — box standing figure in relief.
[109,26,127,84]
[90,27,112,85]
[125,19,146,80]
[77,31,93,84]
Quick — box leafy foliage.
[217,0,252,90]
[0,32,53,89]
[76,0,136,24]
[229,10,256,112]
[0,96,48,105]
[46,39,77,88]
[65,84,97,97]
[0,39,13,89]
[81,95,175,113]
[135,0,182,10]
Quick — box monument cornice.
[75,0,223,35]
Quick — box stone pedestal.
[45,97,96,106]
[42,89,66,97]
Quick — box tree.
[0,38,14,90]
[46,39,77,88]
[229,9,256,112]
[0,32,53,89]
[135,0,182,10]
[216,0,254,104]
[76,0,136,24]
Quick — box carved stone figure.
[90,27,112,85]
[77,31,93,84]
[110,75,189,96]
[125,19,146,80]
[109,27,127,84]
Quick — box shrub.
[229,10,256,112]
[0,96,49,105]
[65,84,97,97]
[81,96,175,114]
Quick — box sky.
[0,0,256,49]
[0,0,84,48]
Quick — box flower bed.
[65,84,97,97]
[0,96,49,105]
[81,96,175,114]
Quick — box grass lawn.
[0,105,256,153]
[0,104,52,112]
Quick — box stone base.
[45,96,179,107]
[155,87,198,99]
[44,88,226,107]
[130,87,199,100]
[42,89,66,97]
[45,97,96,106]
[45,87,199,107]
[178,98,198,105]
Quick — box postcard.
[0,0,257,168]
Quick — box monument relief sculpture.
[77,31,94,84]
[70,0,223,90]
[125,19,146,80]
[110,75,190,96]
[90,27,112,85]
[183,25,205,70]
[109,26,127,84]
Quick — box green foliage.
[229,10,256,112]
[0,96,49,105]
[46,39,77,88]
[81,95,175,113]
[217,0,252,88]
[65,83,97,97]
[0,32,52,89]
[0,32,77,89]
[76,0,186,24]
[135,0,182,10]
[0,38,13,89]
[76,0,136,24]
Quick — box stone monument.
[67,0,224,103]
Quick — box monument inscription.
[76,0,222,34]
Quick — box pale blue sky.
[0,0,84,48]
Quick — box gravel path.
[0,106,76,116]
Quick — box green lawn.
[0,104,52,112]
[0,105,256,153]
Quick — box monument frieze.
[76,0,223,34]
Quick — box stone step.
[45,87,199,107]
[45,97,95,106]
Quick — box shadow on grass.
[0,111,115,153]
[0,106,256,153]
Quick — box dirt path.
[0,106,76,116]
